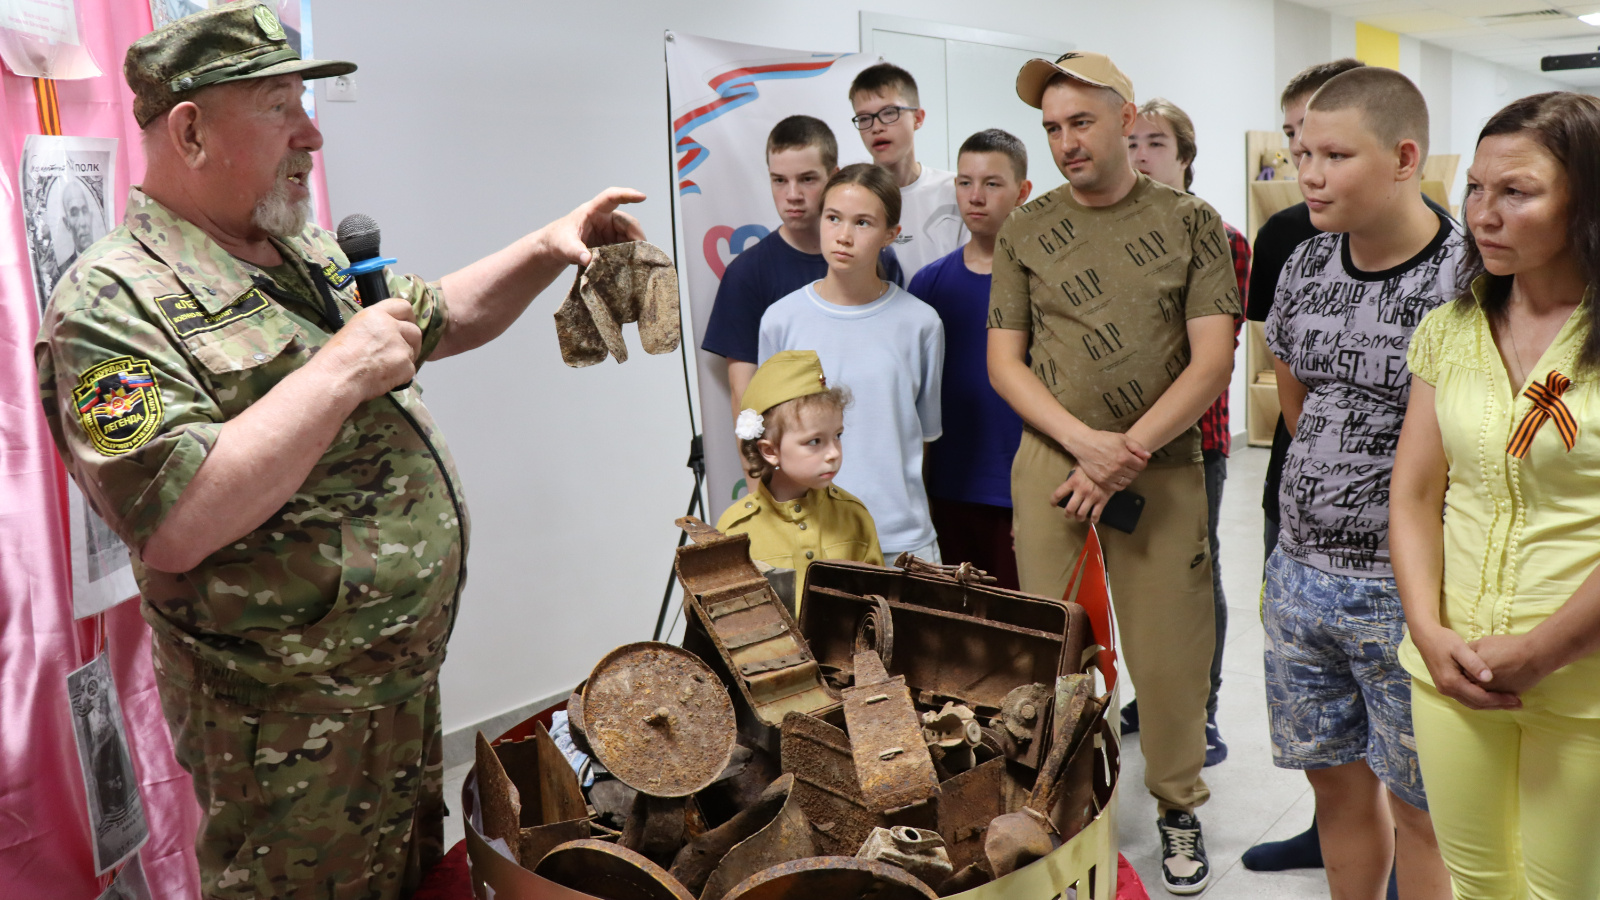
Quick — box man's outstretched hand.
[545,187,648,267]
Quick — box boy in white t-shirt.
[848,63,968,278]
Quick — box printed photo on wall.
[19,135,117,313]
[94,854,153,900]
[67,651,148,875]
[0,0,101,79]
[69,480,138,619]
[148,0,207,30]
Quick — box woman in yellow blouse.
[1391,92,1600,899]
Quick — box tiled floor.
[442,444,1334,898]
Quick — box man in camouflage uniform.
[34,6,645,898]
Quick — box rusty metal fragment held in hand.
[554,240,681,367]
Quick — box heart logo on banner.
[703,223,770,280]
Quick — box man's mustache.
[280,150,313,179]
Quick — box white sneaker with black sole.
[1158,809,1210,894]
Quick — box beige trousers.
[1011,429,1213,814]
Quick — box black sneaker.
[1204,713,1228,767]
[1120,699,1140,735]
[1158,810,1210,894]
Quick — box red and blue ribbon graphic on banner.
[672,53,854,196]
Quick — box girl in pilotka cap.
[717,350,883,602]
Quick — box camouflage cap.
[125,2,355,128]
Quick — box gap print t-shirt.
[987,174,1242,466]
[1264,213,1466,577]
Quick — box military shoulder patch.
[73,357,164,456]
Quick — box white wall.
[1449,53,1568,200]
[309,0,1575,745]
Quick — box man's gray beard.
[251,180,310,238]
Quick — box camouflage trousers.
[156,671,445,900]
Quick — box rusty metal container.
[466,531,1125,899]
[798,559,1091,717]
[464,697,1122,900]
[673,518,838,749]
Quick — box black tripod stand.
[652,434,705,640]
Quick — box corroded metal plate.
[583,641,737,797]
[533,838,697,900]
[721,856,939,900]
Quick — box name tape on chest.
[320,262,353,290]
[156,289,270,339]
[73,357,163,456]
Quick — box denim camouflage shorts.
[1263,548,1427,810]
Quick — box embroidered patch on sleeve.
[73,357,164,456]
[155,289,269,339]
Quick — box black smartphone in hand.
[1056,469,1145,534]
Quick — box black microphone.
[335,213,410,391]
[335,213,392,307]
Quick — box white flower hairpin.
[735,408,765,441]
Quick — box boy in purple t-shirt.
[909,130,1032,588]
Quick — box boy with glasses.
[849,63,967,278]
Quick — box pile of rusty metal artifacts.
[468,516,1117,900]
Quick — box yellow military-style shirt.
[717,480,883,600]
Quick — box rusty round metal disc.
[721,856,940,900]
[582,641,737,797]
[533,838,696,900]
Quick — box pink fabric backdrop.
[1,4,333,898]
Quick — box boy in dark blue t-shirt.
[700,115,904,422]
[909,129,1031,588]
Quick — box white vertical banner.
[665,31,881,513]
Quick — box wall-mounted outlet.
[326,74,358,103]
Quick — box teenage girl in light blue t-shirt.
[757,164,945,558]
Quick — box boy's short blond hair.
[1307,67,1430,159]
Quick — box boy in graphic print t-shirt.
[1262,68,1461,900]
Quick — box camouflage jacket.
[36,188,470,712]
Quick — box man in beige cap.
[987,51,1239,894]
[35,4,645,898]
